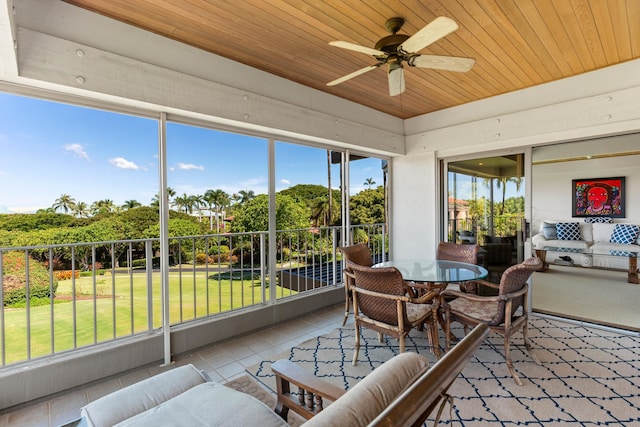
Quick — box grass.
[1,270,296,365]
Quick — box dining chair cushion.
[406,302,433,323]
[447,298,499,324]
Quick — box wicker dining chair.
[440,256,543,385]
[436,241,480,294]
[347,261,439,365]
[338,243,373,326]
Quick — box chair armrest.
[410,290,437,305]
[467,279,500,290]
[440,289,501,303]
[271,359,346,421]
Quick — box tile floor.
[0,304,347,427]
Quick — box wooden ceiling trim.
[607,0,631,60]
[571,0,608,69]
[627,0,640,57]
[435,1,532,89]
[553,1,597,70]
[459,0,552,85]
[590,0,620,64]
[527,0,585,76]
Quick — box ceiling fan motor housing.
[374,34,410,53]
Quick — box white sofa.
[532,220,640,270]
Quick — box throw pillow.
[585,216,613,224]
[609,224,640,245]
[541,222,557,239]
[556,222,581,240]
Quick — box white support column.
[158,112,171,366]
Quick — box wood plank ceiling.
[64,0,640,119]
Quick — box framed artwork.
[572,176,625,218]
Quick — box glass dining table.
[373,259,489,355]
[373,259,489,287]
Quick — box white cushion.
[81,365,209,427]
[592,223,616,243]
[303,352,429,427]
[114,382,288,427]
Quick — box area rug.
[248,316,640,426]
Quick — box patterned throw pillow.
[556,222,581,240]
[541,222,557,239]
[609,224,640,245]
[585,216,613,224]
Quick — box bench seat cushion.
[115,382,288,427]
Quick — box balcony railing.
[0,224,387,367]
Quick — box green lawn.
[2,271,295,365]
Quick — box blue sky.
[0,92,384,213]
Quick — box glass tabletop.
[373,259,488,283]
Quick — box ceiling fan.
[327,16,475,96]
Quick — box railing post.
[146,240,154,331]
[0,250,5,366]
[260,233,268,303]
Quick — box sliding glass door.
[443,153,526,282]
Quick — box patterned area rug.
[247,316,640,426]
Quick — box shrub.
[54,270,80,281]
[2,251,58,306]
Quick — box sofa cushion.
[303,352,429,427]
[541,222,557,239]
[585,216,613,224]
[592,223,616,243]
[610,224,640,245]
[556,222,581,240]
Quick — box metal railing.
[0,224,387,367]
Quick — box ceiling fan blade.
[388,67,405,96]
[399,16,459,54]
[329,41,386,57]
[408,54,475,72]
[327,65,380,86]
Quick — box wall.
[531,134,640,232]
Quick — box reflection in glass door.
[445,154,525,283]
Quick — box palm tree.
[151,187,176,209]
[173,193,192,213]
[91,199,115,215]
[237,189,255,204]
[52,194,76,214]
[122,199,141,210]
[203,189,230,230]
[364,178,376,190]
[71,201,90,218]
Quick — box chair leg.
[428,317,441,358]
[352,325,360,366]
[504,335,523,386]
[342,290,350,326]
[444,306,452,352]
[399,335,405,353]
[523,322,541,365]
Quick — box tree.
[91,199,115,215]
[71,201,90,218]
[52,194,76,214]
[231,194,310,233]
[204,189,230,231]
[237,189,255,205]
[364,178,376,189]
[173,194,191,213]
[122,199,141,210]
[350,186,385,225]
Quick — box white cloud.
[109,157,140,170]
[280,178,291,185]
[177,162,204,171]
[65,143,90,160]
